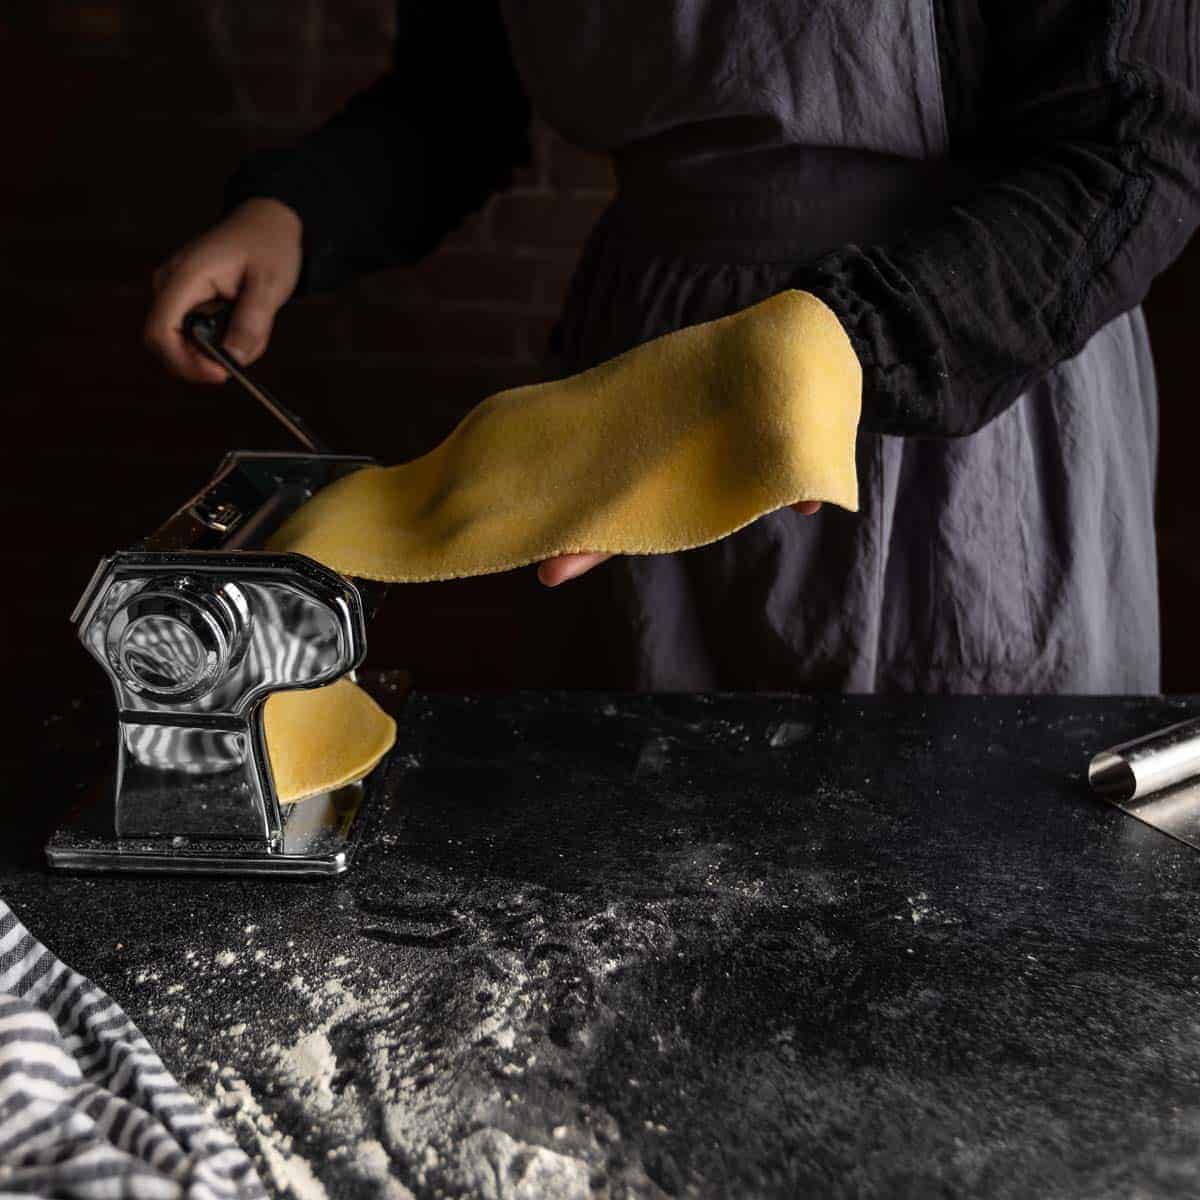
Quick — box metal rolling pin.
[1089,717,1200,802]
[1090,717,1200,852]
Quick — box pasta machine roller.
[46,302,389,876]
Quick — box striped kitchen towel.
[0,900,264,1199]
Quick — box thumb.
[223,269,288,364]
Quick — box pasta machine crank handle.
[183,299,331,456]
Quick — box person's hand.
[537,500,823,586]
[144,198,303,383]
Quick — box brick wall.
[4,0,1200,701]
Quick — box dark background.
[3,1,1199,707]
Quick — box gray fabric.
[498,0,948,158]
[498,0,1161,694]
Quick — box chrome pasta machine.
[46,302,389,876]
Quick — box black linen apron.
[497,0,1160,694]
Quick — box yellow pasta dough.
[260,290,861,801]
[268,290,861,580]
[262,678,396,805]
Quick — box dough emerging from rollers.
[262,290,861,800]
[263,678,396,805]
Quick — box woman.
[145,1,1200,694]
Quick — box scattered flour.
[905,892,959,926]
[215,1073,330,1200]
[458,1129,590,1200]
[140,889,672,1198]
[273,1030,336,1113]
[356,1140,415,1200]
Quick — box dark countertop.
[5,681,1200,1198]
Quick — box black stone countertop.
[6,679,1200,1198]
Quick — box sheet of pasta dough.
[263,679,396,805]
[268,290,861,581]
[261,290,861,801]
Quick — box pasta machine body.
[46,451,389,876]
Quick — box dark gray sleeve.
[793,0,1200,437]
[224,1,532,294]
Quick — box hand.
[537,500,823,586]
[144,198,303,383]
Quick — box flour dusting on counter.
[125,882,675,1199]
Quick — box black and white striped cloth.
[0,900,264,1199]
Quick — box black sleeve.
[224,1,532,295]
[793,0,1200,437]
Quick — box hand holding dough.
[262,290,861,802]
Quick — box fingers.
[223,267,289,366]
[537,506,819,587]
[144,206,298,383]
[537,506,818,588]
[538,552,612,587]
[144,257,231,385]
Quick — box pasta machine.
[46,302,390,876]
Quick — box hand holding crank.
[144,198,303,383]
